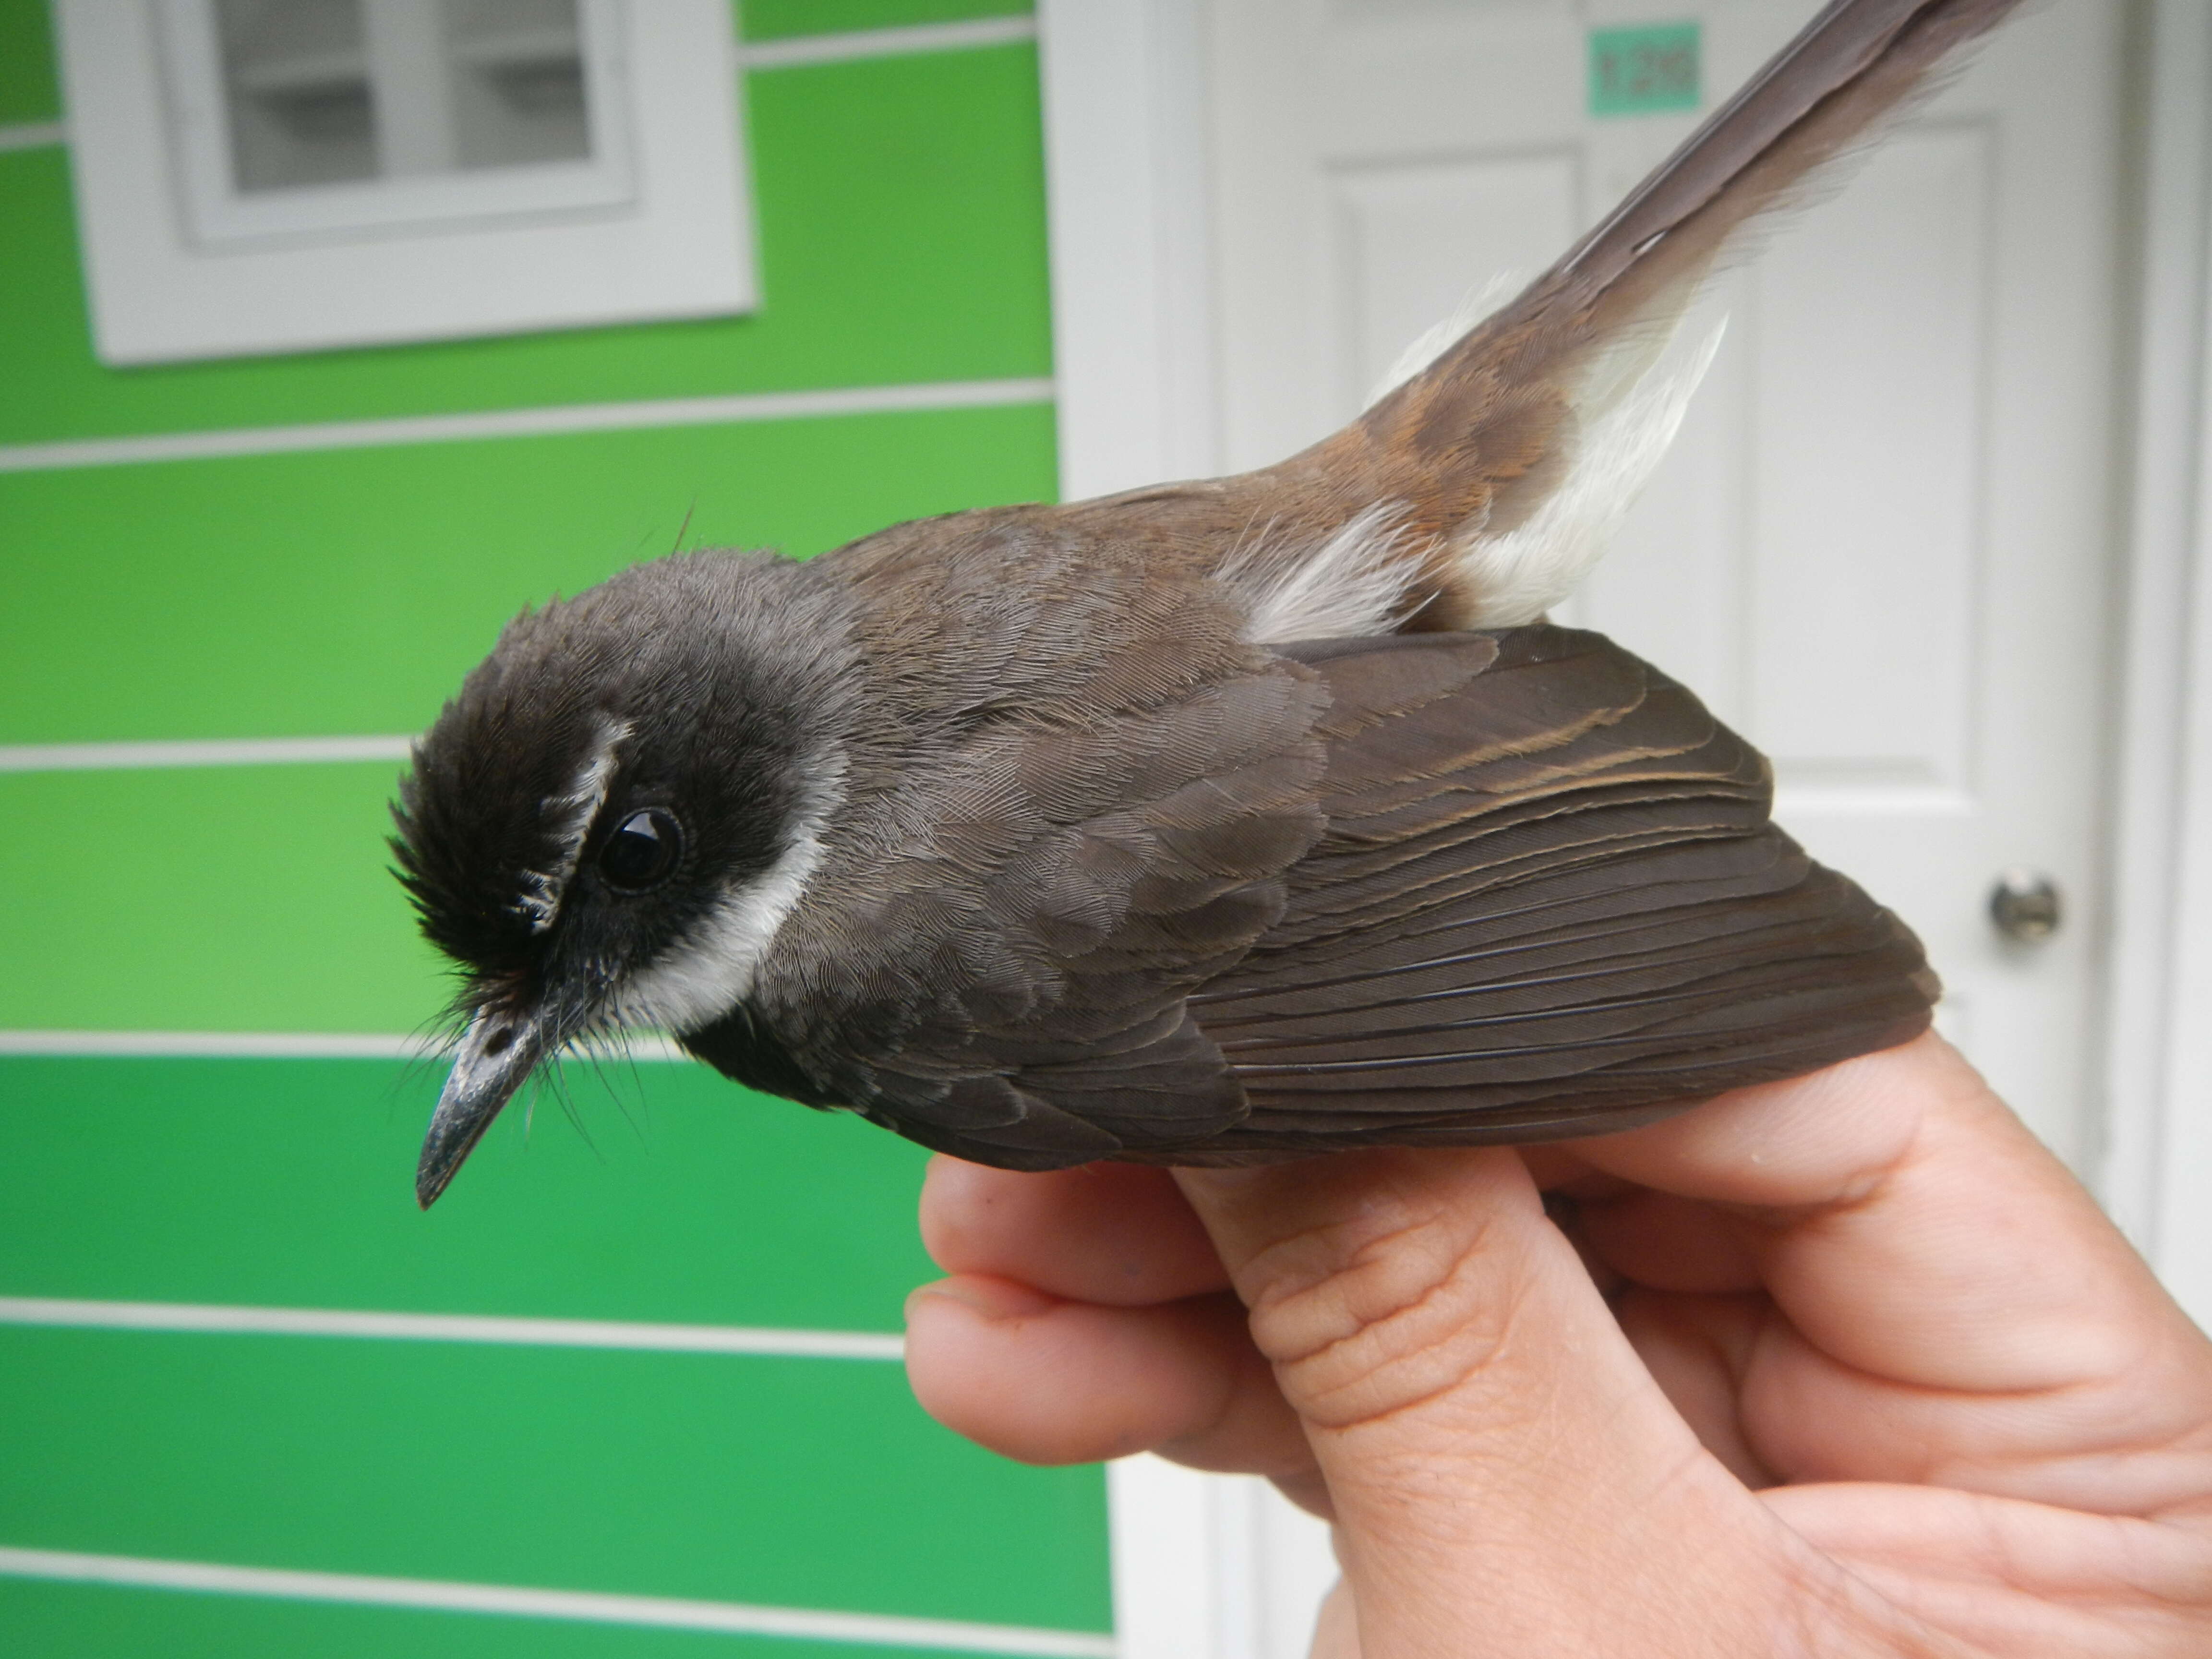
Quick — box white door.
[1205,0,2128,1168]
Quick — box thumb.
[1173,1148,1815,1656]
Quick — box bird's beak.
[416,1002,563,1209]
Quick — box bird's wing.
[1065,0,2026,638]
[1166,628,1937,1156]
[854,660,1328,1167]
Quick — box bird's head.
[391,551,856,1208]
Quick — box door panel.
[1330,150,1579,407]
[1746,122,1993,796]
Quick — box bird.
[394,0,2019,1209]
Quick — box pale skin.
[902,1035,2212,1655]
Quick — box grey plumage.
[394,0,2018,1205]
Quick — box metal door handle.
[1989,868,2061,942]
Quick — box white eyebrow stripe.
[516,717,632,934]
[614,747,847,1033]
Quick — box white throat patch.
[515,717,631,933]
[613,747,848,1034]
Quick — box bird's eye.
[598,809,682,892]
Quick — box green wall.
[0,2,1107,1653]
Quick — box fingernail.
[905,1276,1060,1324]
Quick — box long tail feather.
[1204,0,2026,634]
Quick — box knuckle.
[1240,1193,1539,1431]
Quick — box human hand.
[903,1035,2212,1655]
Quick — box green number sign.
[1589,21,1701,117]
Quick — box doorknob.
[1988,868,2062,942]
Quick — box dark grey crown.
[390,550,857,1016]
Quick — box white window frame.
[152,0,639,247]
[53,0,756,364]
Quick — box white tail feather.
[1232,289,1723,642]
[1456,313,1727,626]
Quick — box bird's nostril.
[483,1025,516,1058]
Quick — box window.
[56,0,755,363]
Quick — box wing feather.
[1170,627,1936,1154]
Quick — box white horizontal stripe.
[0,120,66,153]
[0,1029,692,1061]
[0,735,416,772]
[741,15,1037,70]
[0,1297,904,1360]
[0,1548,1115,1657]
[0,1030,423,1059]
[0,377,1055,475]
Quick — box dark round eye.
[598,809,682,892]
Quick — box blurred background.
[7,1,2212,1657]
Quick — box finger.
[1578,1187,1765,1293]
[1309,1577,1359,1659]
[1569,1031,1960,1209]
[1583,1037,2206,1396]
[1613,1288,1775,1486]
[1581,1036,2212,1512]
[1173,1149,1839,1649]
[918,1157,1229,1305]
[902,1274,1311,1476]
[1763,1481,2212,1654]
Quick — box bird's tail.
[1209,0,2026,638]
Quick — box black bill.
[416,1004,563,1209]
